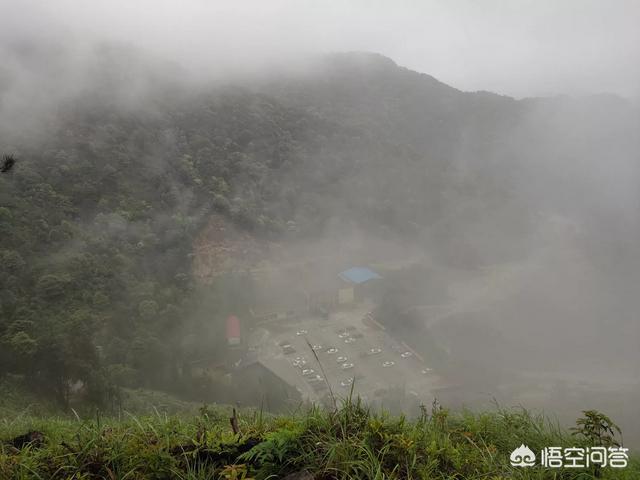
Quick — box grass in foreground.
[1,399,637,479]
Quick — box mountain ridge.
[1,47,638,413]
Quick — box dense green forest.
[1,51,638,409]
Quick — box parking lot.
[247,305,438,406]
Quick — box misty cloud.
[1,0,639,99]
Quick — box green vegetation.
[0,88,372,406]
[1,401,636,479]
[0,53,534,408]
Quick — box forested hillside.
[1,50,638,408]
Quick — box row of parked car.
[277,320,435,397]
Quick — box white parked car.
[296,329,308,336]
[311,344,323,351]
[326,347,339,354]
[368,348,382,355]
[301,368,315,376]
[344,337,356,344]
[382,361,395,368]
[339,377,355,388]
[400,351,413,358]
[336,356,348,363]
[341,362,354,370]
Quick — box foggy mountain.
[1,45,640,426]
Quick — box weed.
[0,403,637,479]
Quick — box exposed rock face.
[192,214,269,282]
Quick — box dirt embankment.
[192,214,272,283]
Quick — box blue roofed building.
[337,267,382,305]
[338,267,382,284]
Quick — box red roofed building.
[226,315,241,346]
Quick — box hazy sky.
[1,0,639,98]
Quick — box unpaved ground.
[192,214,272,282]
[247,305,440,405]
